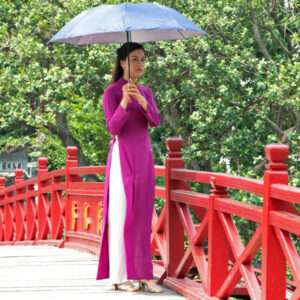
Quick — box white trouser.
[108,139,127,284]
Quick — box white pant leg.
[108,139,127,284]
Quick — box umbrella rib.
[178,30,186,40]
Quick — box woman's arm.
[142,87,162,127]
[102,87,130,135]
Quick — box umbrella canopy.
[47,3,206,45]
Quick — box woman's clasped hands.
[121,79,147,112]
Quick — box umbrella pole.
[126,31,130,80]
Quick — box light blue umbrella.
[48,3,206,77]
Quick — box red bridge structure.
[0,137,299,300]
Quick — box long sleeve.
[102,86,130,135]
[142,87,162,127]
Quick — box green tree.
[0,0,112,170]
[0,0,299,190]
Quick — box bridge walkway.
[0,245,186,300]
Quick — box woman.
[96,42,163,293]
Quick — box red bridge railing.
[0,137,299,300]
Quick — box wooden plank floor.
[0,245,187,300]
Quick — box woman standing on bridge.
[96,42,163,293]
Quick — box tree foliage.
[0,0,299,190]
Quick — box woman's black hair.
[110,42,145,84]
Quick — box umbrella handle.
[126,32,130,80]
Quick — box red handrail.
[0,137,299,300]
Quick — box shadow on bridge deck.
[0,245,187,300]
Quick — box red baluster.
[37,157,50,241]
[0,177,5,241]
[15,169,23,184]
[51,174,64,240]
[65,147,79,245]
[26,180,37,241]
[207,178,230,295]
[165,137,185,277]
[5,180,14,242]
[262,144,289,299]
[0,177,5,189]
[15,169,26,241]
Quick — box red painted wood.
[26,182,38,241]
[165,137,186,277]
[62,146,106,253]
[155,185,165,198]
[155,165,166,177]
[0,139,299,300]
[270,210,300,236]
[271,183,300,204]
[208,185,230,296]
[262,144,289,300]
[151,204,167,265]
[37,157,51,240]
[15,169,26,241]
[69,166,106,175]
[64,228,101,254]
[51,169,66,177]
[65,147,80,239]
[164,277,219,300]
[274,227,300,287]
[5,185,14,193]
[171,169,264,196]
[176,209,209,287]
[52,182,65,191]
[217,225,262,298]
[0,177,5,241]
[171,168,212,184]
[214,197,263,223]
[217,212,261,299]
[211,174,264,196]
[171,189,209,208]
[51,175,65,240]
[5,190,14,242]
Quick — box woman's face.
[120,48,145,80]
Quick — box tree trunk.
[48,112,97,181]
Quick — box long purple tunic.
[96,77,162,280]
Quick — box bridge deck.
[0,245,186,300]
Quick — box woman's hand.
[121,80,148,112]
[129,84,147,112]
[120,81,132,110]
[121,82,132,103]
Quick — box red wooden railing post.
[0,177,5,189]
[165,137,185,277]
[65,147,78,242]
[15,169,26,241]
[0,177,5,241]
[261,144,289,299]
[51,173,64,240]
[26,179,37,242]
[37,157,49,241]
[5,180,14,242]
[207,179,230,296]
